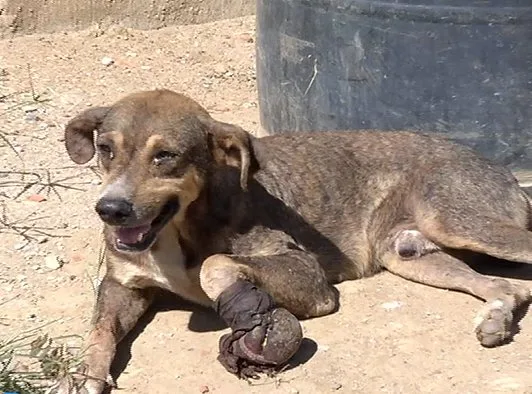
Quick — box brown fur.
[61,89,531,393]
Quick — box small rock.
[45,255,64,270]
[24,109,41,122]
[425,311,441,320]
[141,65,151,70]
[101,56,115,66]
[91,179,102,185]
[290,389,299,394]
[200,385,209,393]
[93,277,102,289]
[381,301,403,311]
[71,253,84,263]
[16,274,27,282]
[387,321,404,330]
[237,32,254,43]
[27,194,47,202]
[28,313,37,319]
[37,236,48,244]
[14,241,29,250]
[213,63,227,74]
[23,105,39,113]
[490,376,521,390]
[125,51,137,57]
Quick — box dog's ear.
[201,116,254,191]
[64,106,110,164]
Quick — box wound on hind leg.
[393,229,441,259]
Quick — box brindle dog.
[62,89,531,393]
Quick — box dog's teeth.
[137,233,144,242]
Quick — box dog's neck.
[177,168,246,262]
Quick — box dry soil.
[1,15,531,394]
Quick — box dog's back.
[240,131,529,278]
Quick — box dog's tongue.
[116,225,151,244]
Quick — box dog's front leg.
[79,274,154,394]
[199,250,338,379]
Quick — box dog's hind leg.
[199,249,338,378]
[380,228,531,348]
[413,175,532,264]
[416,211,532,265]
[76,275,154,394]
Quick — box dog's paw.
[214,280,303,378]
[474,299,512,347]
[218,307,302,378]
[236,307,302,365]
[48,372,113,394]
[80,375,113,394]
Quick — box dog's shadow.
[108,291,224,388]
[107,291,318,391]
[471,260,532,280]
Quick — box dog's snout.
[95,198,134,225]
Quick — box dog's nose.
[95,198,134,225]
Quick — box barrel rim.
[290,0,532,25]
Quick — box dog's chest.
[114,233,210,306]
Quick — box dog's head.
[64,89,253,253]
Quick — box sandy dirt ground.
[1,15,531,394]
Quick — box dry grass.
[0,68,91,394]
[0,308,88,394]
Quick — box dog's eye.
[153,150,177,166]
[97,143,114,160]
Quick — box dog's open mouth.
[114,200,180,252]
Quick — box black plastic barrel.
[256,0,532,170]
